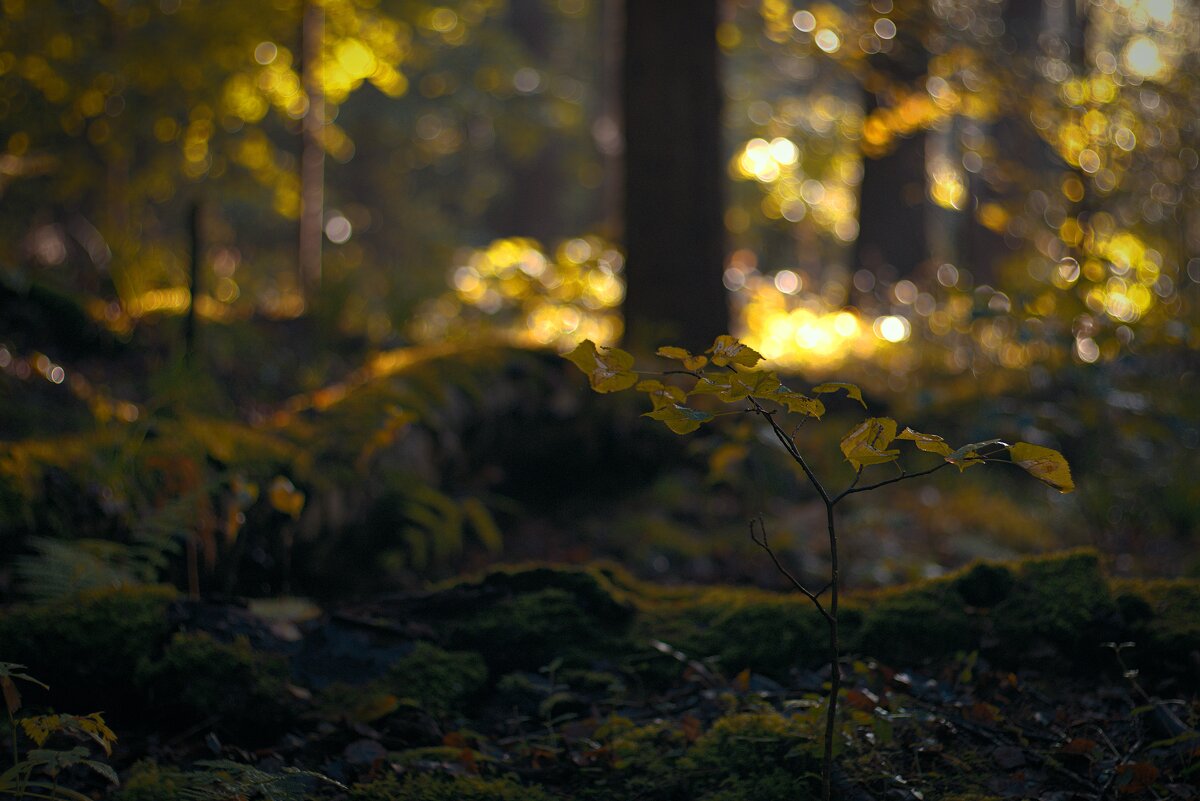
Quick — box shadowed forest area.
[0,0,1198,799]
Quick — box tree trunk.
[299,0,325,301]
[854,104,929,282]
[621,0,727,351]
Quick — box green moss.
[1113,578,1200,676]
[682,709,819,784]
[698,597,827,678]
[992,550,1115,664]
[0,585,175,713]
[384,641,487,712]
[348,772,554,801]
[953,562,1016,608]
[135,631,292,743]
[853,581,975,666]
[700,769,817,801]
[448,587,629,673]
[436,563,636,623]
[608,719,688,772]
[112,760,190,801]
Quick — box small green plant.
[566,335,1074,801]
[0,662,118,801]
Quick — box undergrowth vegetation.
[1,554,1196,799]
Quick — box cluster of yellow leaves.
[20,712,117,756]
[565,335,1074,493]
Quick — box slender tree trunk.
[621,0,727,351]
[595,0,624,237]
[299,0,325,301]
[854,111,929,281]
[184,200,202,362]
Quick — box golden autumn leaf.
[840,417,900,470]
[726,369,782,400]
[896,427,954,457]
[21,714,60,747]
[812,382,867,408]
[656,346,708,370]
[644,403,714,434]
[764,386,826,418]
[706,335,763,368]
[565,339,639,393]
[636,379,687,410]
[945,439,1008,471]
[1009,442,1075,493]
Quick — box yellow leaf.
[565,339,638,393]
[689,373,733,396]
[1009,442,1075,493]
[636,379,687,410]
[78,712,117,755]
[643,403,714,434]
[812,382,867,408]
[21,714,60,747]
[725,370,781,401]
[656,346,708,370]
[896,427,953,457]
[840,417,900,470]
[707,335,762,368]
[946,439,1008,471]
[763,386,825,418]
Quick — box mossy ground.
[2,550,1196,800]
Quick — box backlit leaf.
[840,417,900,470]
[656,346,708,370]
[636,379,687,410]
[896,427,953,457]
[812,382,867,408]
[565,339,638,393]
[707,335,762,368]
[76,712,117,756]
[644,404,714,434]
[688,373,733,397]
[21,715,60,747]
[1009,442,1074,493]
[946,438,1008,471]
[763,386,825,418]
[712,369,781,402]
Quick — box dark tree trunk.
[853,14,932,283]
[299,0,325,300]
[854,126,929,281]
[621,0,727,351]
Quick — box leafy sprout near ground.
[1,662,118,801]
[566,334,1073,801]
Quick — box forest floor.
[2,551,1197,801]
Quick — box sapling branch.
[747,396,830,504]
[834,462,950,502]
[750,517,832,623]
